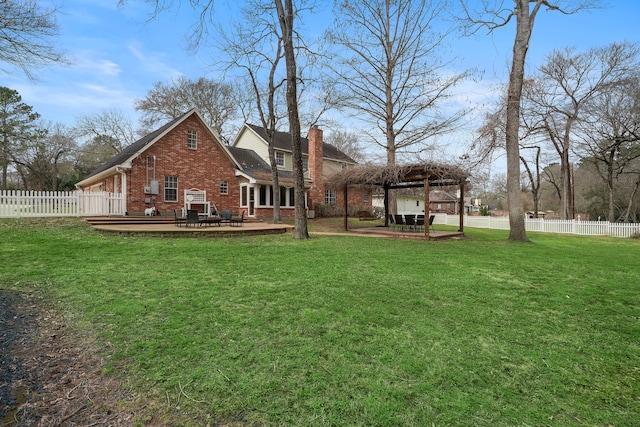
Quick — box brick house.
[76,109,370,219]
[231,123,371,218]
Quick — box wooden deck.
[84,216,294,237]
[83,217,462,240]
[348,226,464,240]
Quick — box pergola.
[325,162,470,239]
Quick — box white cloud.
[126,41,185,81]
[69,51,122,77]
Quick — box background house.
[372,189,460,215]
[76,110,370,218]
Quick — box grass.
[1,217,638,426]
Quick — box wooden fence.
[436,213,640,238]
[0,190,125,218]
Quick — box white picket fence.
[0,190,125,218]
[436,213,640,238]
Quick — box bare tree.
[519,144,542,217]
[325,130,365,163]
[12,122,76,190]
[74,135,121,179]
[461,0,599,242]
[575,70,640,221]
[74,109,137,152]
[327,0,468,215]
[0,0,67,79]
[218,0,288,222]
[275,0,309,239]
[134,76,239,139]
[522,42,638,220]
[328,0,468,164]
[471,86,550,218]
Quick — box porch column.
[120,169,128,215]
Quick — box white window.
[241,184,248,207]
[259,185,272,206]
[164,176,178,202]
[325,189,336,205]
[302,157,309,171]
[187,130,197,149]
[364,192,369,202]
[220,180,228,195]
[275,151,285,167]
[279,186,295,207]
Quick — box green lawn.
[1,218,638,426]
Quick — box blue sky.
[2,0,639,149]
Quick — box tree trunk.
[386,143,397,215]
[504,0,533,242]
[275,0,308,239]
[268,144,282,223]
[607,161,615,222]
[624,174,640,222]
[560,131,573,219]
[1,135,8,190]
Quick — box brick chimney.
[307,126,324,210]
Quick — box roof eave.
[75,163,130,189]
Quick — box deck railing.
[0,190,125,218]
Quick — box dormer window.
[275,151,285,167]
[187,130,197,149]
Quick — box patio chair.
[404,214,416,231]
[174,209,186,227]
[387,214,396,229]
[415,215,425,232]
[230,211,245,227]
[186,209,200,228]
[220,209,232,224]
[428,214,436,231]
[393,214,405,231]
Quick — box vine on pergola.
[325,162,469,189]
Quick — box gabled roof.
[76,109,236,188]
[86,114,186,179]
[243,124,357,164]
[430,190,457,202]
[228,146,307,185]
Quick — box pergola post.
[343,185,349,231]
[458,181,465,232]
[424,178,430,239]
[383,184,389,226]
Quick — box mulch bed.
[0,289,142,426]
